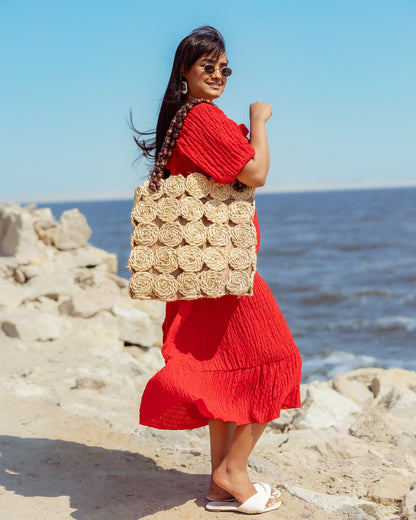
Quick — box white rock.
[377,386,416,419]
[0,204,20,254]
[109,273,128,289]
[292,381,361,431]
[20,261,56,280]
[331,372,374,404]
[117,349,149,377]
[0,279,28,307]
[44,245,117,273]
[348,412,388,441]
[13,268,26,283]
[112,304,163,344]
[23,295,60,314]
[9,379,49,398]
[401,488,416,519]
[57,246,106,270]
[33,207,56,245]
[284,484,377,514]
[367,473,412,506]
[51,209,92,250]
[111,305,150,321]
[66,315,122,350]
[33,206,55,222]
[342,368,416,403]
[128,345,164,375]
[71,365,137,392]
[58,286,120,318]
[91,246,118,274]
[268,409,298,432]
[338,505,376,520]
[73,268,123,294]
[116,314,162,347]
[1,310,63,341]
[128,299,166,322]
[0,205,46,261]
[25,271,76,301]
[0,259,16,279]
[18,248,57,280]
[78,304,162,348]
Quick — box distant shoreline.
[2,184,416,206]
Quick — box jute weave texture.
[128,173,257,301]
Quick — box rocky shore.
[0,203,415,520]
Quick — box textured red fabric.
[139,102,302,430]
[168,103,255,183]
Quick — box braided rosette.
[129,171,256,301]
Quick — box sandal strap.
[236,482,271,514]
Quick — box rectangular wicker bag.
[128,172,257,302]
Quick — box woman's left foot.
[208,478,234,500]
[206,482,282,513]
[208,476,280,507]
[212,467,281,509]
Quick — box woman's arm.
[236,101,273,188]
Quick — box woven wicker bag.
[128,172,257,302]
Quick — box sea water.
[42,187,416,382]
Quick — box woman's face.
[183,53,229,101]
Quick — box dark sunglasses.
[202,64,233,77]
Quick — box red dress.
[139,103,302,430]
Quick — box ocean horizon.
[4,183,416,206]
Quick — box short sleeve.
[175,103,255,184]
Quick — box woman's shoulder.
[174,100,255,183]
[185,102,240,134]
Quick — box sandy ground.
[1,330,414,519]
[0,385,347,520]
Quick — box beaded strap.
[149,98,246,192]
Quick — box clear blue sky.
[1,0,415,203]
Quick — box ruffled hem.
[139,350,302,430]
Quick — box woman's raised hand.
[249,101,273,123]
[237,101,272,187]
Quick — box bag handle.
[148,98,213,191]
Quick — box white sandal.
[206,496,236,502]
[206,482,281,514]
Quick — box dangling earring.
[181,79,188,95]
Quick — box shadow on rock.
[0,435,207,519]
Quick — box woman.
[133,26,302,514]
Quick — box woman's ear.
[180,66,185,78]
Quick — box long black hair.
[131,26,226,165]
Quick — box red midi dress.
[139,103,302,430]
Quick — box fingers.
[249,101,273,122]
